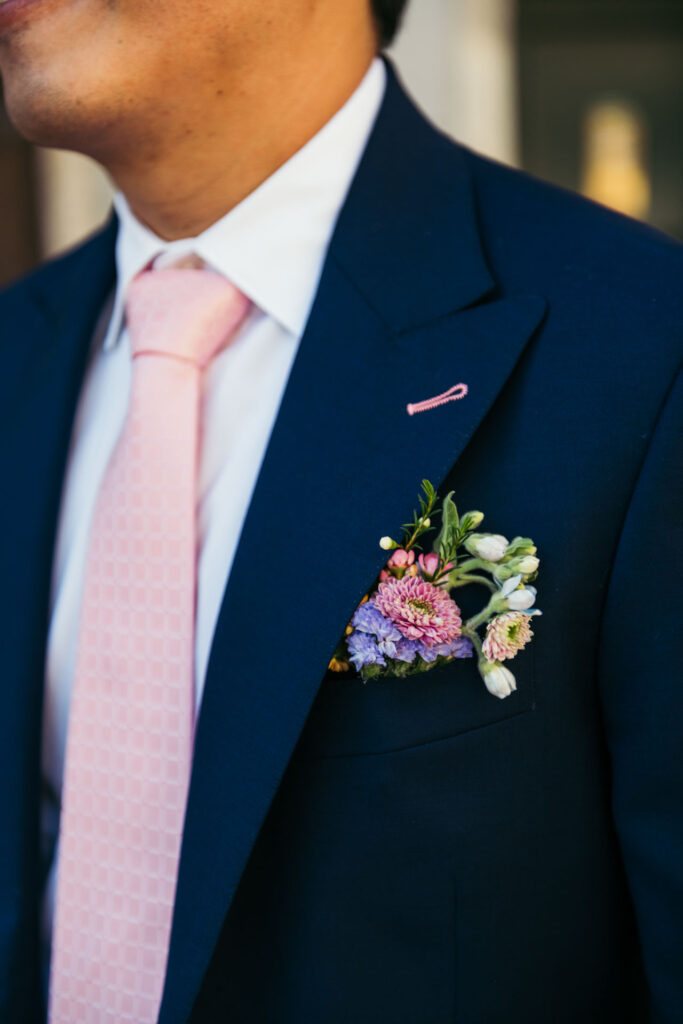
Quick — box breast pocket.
[297,647,537,759]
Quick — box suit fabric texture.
[0,62,681,1023]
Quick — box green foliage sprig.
[398,478,438,552]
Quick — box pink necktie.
[48,263,250,1023]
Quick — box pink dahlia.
[374,575,462,646]
[482,612,534,662]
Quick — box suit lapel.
[0,219,116,1017]
[161,64,547,1023]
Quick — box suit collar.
[26,214,118,331]
[331,58,495,333]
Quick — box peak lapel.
[0,219,116,1016]
[161,67,547,1023]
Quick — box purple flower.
[350,599,403,662]
[347,631,387,671]
[416,635,475,665]
[434,636,475,659]
[352,600,403,642]
[394,638,421,663]
[347,598,474,673]
[378,637,398,658]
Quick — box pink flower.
[482,612,534,662]
[418,552,454,582]
[374,575,463,646]
[387,548,415,569]
[418,552,439,576]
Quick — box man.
[0,0,681,1021]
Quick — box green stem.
[403,495,438,551]
[464,596,498,632]
[456,557,488,574]
[461,626,484,658]
[404,518,429,551]
[447,573,497,592]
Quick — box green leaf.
[360,663,383,683]
[400,480,440,550]
[433,491,459,558]
[421,479,436,504]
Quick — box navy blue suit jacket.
[1,63,682,1023]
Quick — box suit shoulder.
[462,144,682,259]
[458,145,683,326]
[0,216,116,311]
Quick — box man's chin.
[2,69,115,157]
[3,79,73,147]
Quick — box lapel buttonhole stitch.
[407,383,469,416]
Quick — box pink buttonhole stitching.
[407,383,469,416]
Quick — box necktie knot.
[125,266,250,369]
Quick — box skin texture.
[0,0,378,238]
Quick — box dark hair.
[370,0,410,48]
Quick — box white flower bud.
[423,518,431,528]
[516,555,540,574]
[473,534,509,562]
[506,587,536,611]
[480,661,517,699]
[379,536,395,550]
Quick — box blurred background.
[1,0,681,287]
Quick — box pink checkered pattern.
[48,264,249,1023]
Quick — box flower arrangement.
[329,480,541,699]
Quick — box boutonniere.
[329,481,541,699]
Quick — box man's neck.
[106,30,378,241]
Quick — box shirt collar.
[103,57,386,351]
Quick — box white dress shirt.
[41,57,386,949]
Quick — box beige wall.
[35,148,113,259]
[390,0,518,166]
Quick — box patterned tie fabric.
[48,263,250,1023]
